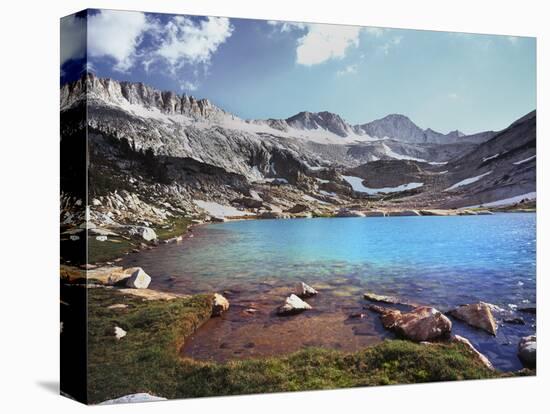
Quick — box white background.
[0,0,547,412]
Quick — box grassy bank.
[85,217,192,264]
[86,287,502,404]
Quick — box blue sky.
[61,9,536,134]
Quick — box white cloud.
[296,24,362,66]
[268,20,307,33]
[380,36,403,55]
[364,27,385,37]
[180,80,198,91]
[88,10,149,72]
[336,64,358,77]
[448,92,458,99]
[60,14,86,66]
[155,16,233,71]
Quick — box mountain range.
[60,73,536,226]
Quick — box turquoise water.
[123,213,536,370]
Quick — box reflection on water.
[122,213,536,370]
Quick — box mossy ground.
[86,287,502,404]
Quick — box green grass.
[86,287,505,404]
[85,216,192,265]
[153,216,192,240]
[87,237,136,264]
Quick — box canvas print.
[60,9,536,405]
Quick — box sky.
[61,9,536,134]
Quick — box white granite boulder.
[277,294,312,316]
[125,268,151,289]
[295,282,318,298]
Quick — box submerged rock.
[372,306,452,342]
[125,268,152,289]
[212,293,230,316]
[518,335,536,368]
[363,292,400,304]
[452,335,494,370]
[448,302,497,335]
[295,282,318,298]
[277,294,312,316]
[99,393,166,405]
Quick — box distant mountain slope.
[355,114,495,144]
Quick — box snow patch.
[193,200,254,218]
[463,192,536,208]
[445,171,493,191]
[513,155,536,165]
[342,175,424,195]
[381,144,427,162]
[482,153,500,162]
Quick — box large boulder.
[518,335,536,368]
[125,268,151,289]
[232,197,263,208]
[114,326,127,340]
[373,306,452,342]
[277,294,312,316]
[286,204,309,214]
[448,302,497,335]
[452,335,494,370]
[259,211,289,219]
[122,225,157,241]
[99,393,166,405]
[295,282,318,298]
[212,293,230,316]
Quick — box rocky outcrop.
[448,302,497,335]
[212,293,230,316]
[258,211,289,219]
[363,211,385,217]
[295,282,318,298]
[99,393,167,405]
[277,294,312,316]
[368,305,452,342]
[452,335,494,370]
[518,335,536,368]
[335,208,364,218]
[387,210,421,217]
[233,197,263,208]
[286,204,309,214]
[125,268,152,289]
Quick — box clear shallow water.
[122,213,536,370]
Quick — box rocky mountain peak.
[61,73,224,120]
[285,110,353,137]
